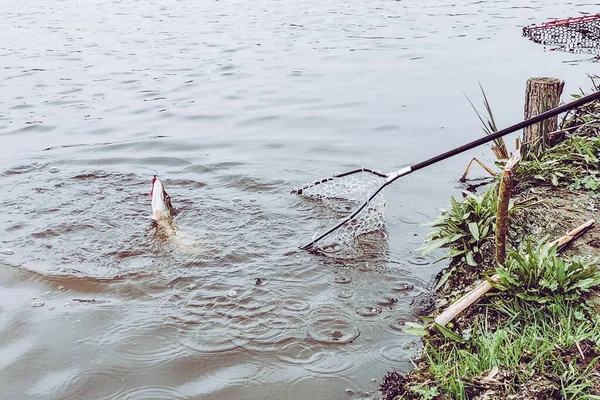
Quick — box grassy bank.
[381,86,600,399]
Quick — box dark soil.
[510,185,600,257]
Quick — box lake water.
[0,1,596,399]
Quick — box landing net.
[292,170,388,251]
[522,14,600,54]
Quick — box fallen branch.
[434,218,596,327]
[459,157,497,182]
[550,219,596,250]
[433,274,500,327]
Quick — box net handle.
[301,90,600,250]
[300,167,411,251]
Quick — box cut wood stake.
[434,218,595,327]
[495,152,521,266]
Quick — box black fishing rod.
[298,90,600,250]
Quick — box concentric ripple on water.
[306,312,361,345]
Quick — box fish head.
[150,175,175,220]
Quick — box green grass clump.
[426,298,600,399]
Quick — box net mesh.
[523,14,600,55]
[292,171,388,251]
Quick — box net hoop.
[523,14,600,31]
[293,170,389,251]
[522,14,600,55]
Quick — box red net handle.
[524,13,600,31]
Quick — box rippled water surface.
[0,1,596,399]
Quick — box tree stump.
[521,77,565,158]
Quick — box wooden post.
[522,77,565,158]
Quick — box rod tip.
[300,242,314,251]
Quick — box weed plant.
[465,82,509,160]
[421,182,499,267]
[493,241,600,303]
[516,134,600,195]
[562,75,600,136]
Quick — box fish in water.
[150,175,177,236]
[151,175,175,220]
[149,175,202,251]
